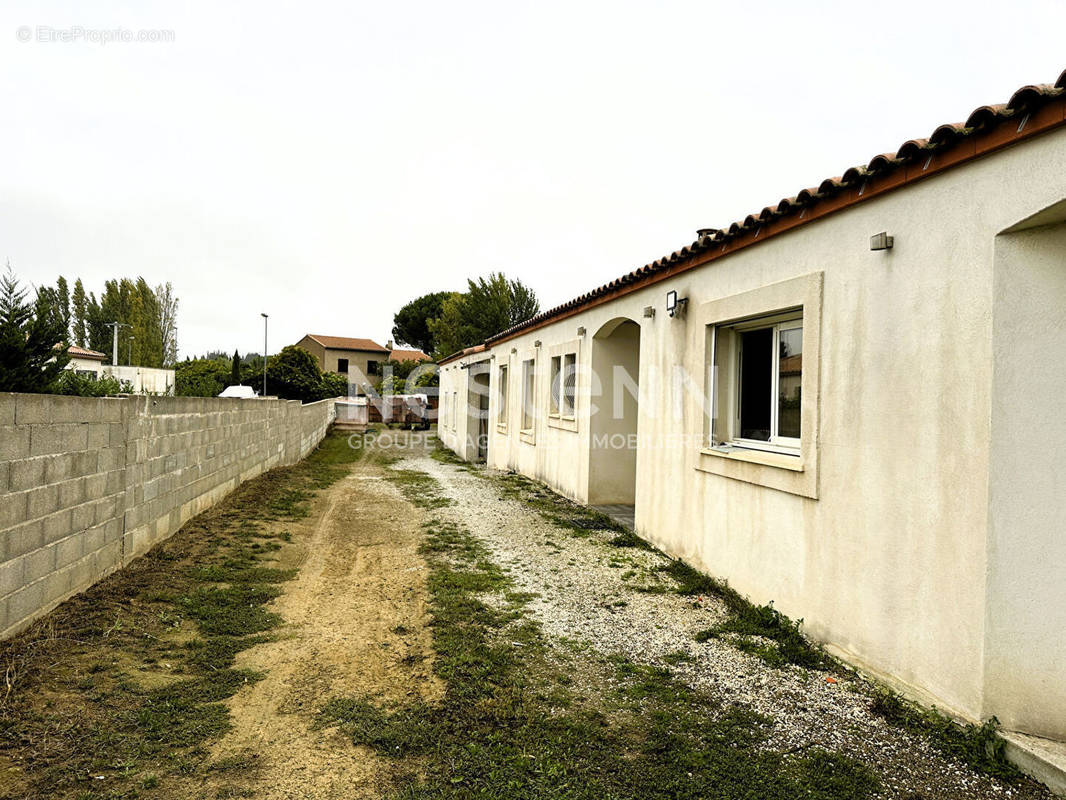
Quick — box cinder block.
[55,535,84,570]
[83,473,106,498]
[0,557,23,598]
[22,544,57,584]
[0,426,30,461]
[41,508,74,547]
[26,484,60,519]
[87,423,110,449]
[0,395,15,427]
[13,394,54,425]
[0,461,8,492]
[108,423,125,448]
[2,518,42,561]
[71,501,94,532]
[0,491,28,532]
[29,424,88,457]
[42,452,75,485]
[57,476,87,508]
[6,580,47,630]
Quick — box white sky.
[1,1,1063,358]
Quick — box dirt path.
[191,458,443,800]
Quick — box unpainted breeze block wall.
[0,393,336,639]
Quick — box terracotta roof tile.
[304,334,388,353]
[65,345,106,359]
[388,348,432,362]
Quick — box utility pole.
[108,322,130,365]
[261,313,269,397]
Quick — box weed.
[870,689,1021,780]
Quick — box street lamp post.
[128,336,135,366]
[261,313,269,397]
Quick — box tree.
[266,345,332,402]
[429,272,540,359]
[392,291,456,354]
[56,276,70,338]
[155,282,179,367]
[175,357,230,397]
[0,263,70,393]
[231,350,241,386]
[72,278,87,347]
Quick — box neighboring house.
[438,70,1066,778]
[60,345,175,394]
[295,334,390,394]
[64,345,107,378]
[386,344,431,364]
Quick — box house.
[438,71,1066,780]
[64,345,107,378]
[295,334,390,393]
[385,343,432,364]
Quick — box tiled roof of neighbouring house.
[438,69,1066,361]
[304,334,389,353]
[66,345,107,360]
[388,348,432,363]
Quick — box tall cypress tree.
[72,278,87,347]
[231,350,241,385]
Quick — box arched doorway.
[588,318,641,525]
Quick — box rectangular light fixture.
[666,290,688,318]
[870,232,894,250]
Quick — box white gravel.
[393,453,1051,800]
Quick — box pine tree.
[0,263,70,392]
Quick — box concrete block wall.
[0,393,337,638]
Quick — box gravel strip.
[394,454,1051,800]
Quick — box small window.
[549,356,562,415]
[497,365,508,425]
[521,359,535,431]
[562,353,577,418]
[337,358,349,373]
[367,360,379,374]
[714,313,802,452]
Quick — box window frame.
[728,312,803,454]
[696,272,823,500]
[546,340,580,432]
[521,358,536,434]
[497,364,509,430]
[337,357,349,374]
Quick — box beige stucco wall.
[67,356,104,377]
[295,337,384,391]
[439,126,1066,737]
[984,214,1066,741]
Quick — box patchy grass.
[869,689,1022,781]
[318,467,881,800]
[0,431,365,800]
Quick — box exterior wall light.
[666,290,688,318]
[534,340,542,348]
[643,306,656,318]
[577,326,586,336]
[870,232,894,250]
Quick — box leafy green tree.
[56,276,70,338]
[321,371,348,398]
[72,278,87,347]
[231,350,241,386]
[0,263,70,393]
[429,272,540,358]
[266,345,329,402]
[392,291,456,354]
[175,357,230,397]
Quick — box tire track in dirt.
[190,457,443,800]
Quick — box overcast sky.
[1,1,1063,358]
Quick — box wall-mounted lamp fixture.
[666,290,688,318]
[534,340,542,348]
[511,347,517,354]
[643,306,656,318]
[577,326,586,337]
[870,232,894,251]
